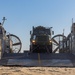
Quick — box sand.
[0,66,75,75]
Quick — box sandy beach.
[0,66,75,75]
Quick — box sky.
[0,0,75,52]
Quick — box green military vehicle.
[30,26,53,53]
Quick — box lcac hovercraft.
[0,17,75,67]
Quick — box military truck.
[30,26,54,53]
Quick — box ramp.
[0,53,75,67]
[7,59,73,67]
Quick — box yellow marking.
[38,53,41,64]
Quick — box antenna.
[63,29,65,36]
[2,17,7,26]
[72,18,73,24]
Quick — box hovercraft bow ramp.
[0,52,75,67]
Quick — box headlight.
[49,40,52,43]
[32,40,36,43]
